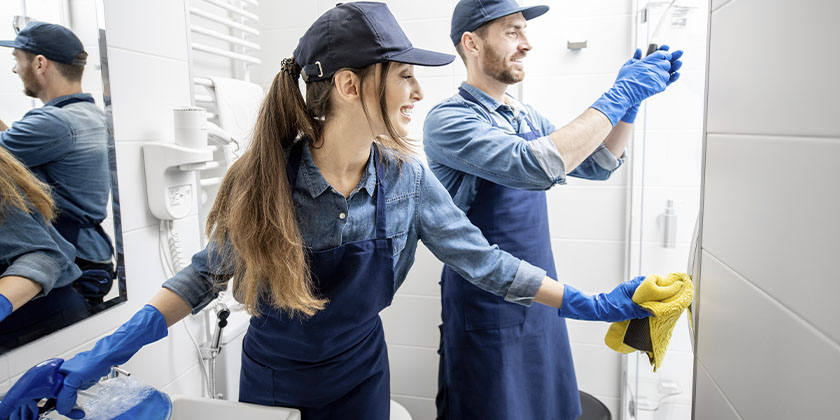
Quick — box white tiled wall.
[694,0,840,418]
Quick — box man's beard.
[482,44,524,85]
[19,66,42,98]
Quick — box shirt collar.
[297,139,377,199]
[44,92,93,107]
[459,82,530,118]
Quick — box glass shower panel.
[621,1,709,419]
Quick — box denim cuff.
[504,260,546,307]
[162,265,218,314]
[528,135,567,185]
[1,252,62,297]
[591,144,625,171]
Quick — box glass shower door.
[621,1,709,419]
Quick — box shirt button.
[339,212,346,220]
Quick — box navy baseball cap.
[450,0,549,45]
[0,21,86,65]
[293,2,454,82]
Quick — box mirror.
[0,0,125,352]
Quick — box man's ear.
[33,55,49,76]
[332,69,360,104]
[462,32,482,58]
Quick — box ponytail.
[206,58,327,318]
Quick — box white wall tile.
[706,0,840,137]
[642,70,706,132]
[570,343,621,398]
[398,243,444,298]
[546,186,627,241]
[114,141,157,232]
[634,349,695,405]
[160,363,207,397]
[523,74,616,125]
[636,130,703,188]
[108,48,192,142]
[530,0,632,18]
[703,134,840,342]
[381,0,454,22]
[527,15,632,78]
[693,361,743,420]
[0,94,35,124]
[391,395,436,420]
[636,187,700,248]
[696,252,840,420]
[566,318,612,348]
[103,0,189,61]
[388,344,439,399]
[0,355,8,386]
[551,239,625,291]
[256,0,318,31]
[381,295,441,348]
[253,27,308,88]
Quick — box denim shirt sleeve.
[0,206,81,297]
[0,108,73,167]
[529,106,625,181]
[162,240,233,314]
[423,100,562,191]
[415,165,545,306]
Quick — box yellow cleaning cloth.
[604,273,694,371]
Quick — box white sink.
[169,395,300,419]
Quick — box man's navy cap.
[450,0,549,45]
[293,2,455,82]
[0,21,86,65]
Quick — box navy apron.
[239,143,393,420]
[437,88,581,420]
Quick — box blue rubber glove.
[0,293,12,323]
[55,304,168,419]
[558,276,651,322]
[619,45,684,124]
[592,50,674,126]
[0,358,64,420]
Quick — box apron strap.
[458,87,542,138]
[286,141,388,239]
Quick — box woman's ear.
[332,69,360,103]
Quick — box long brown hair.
[206,59,415,318]
[0,147,55,224]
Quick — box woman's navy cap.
[450,0,549,45]
[293,2,455,82]
[0,21,86,65]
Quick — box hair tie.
[281,57,301,80]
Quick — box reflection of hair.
[455,23,490,62]
[207,59,416,318]
[0,147,55,224]
[20,50,86,82]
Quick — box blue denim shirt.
[163,140,546,314]
[423,82,624,212]
[0,205,82,297]
[0,93,112,262]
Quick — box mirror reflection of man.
[424,0,682,419]
[0,22,114,312]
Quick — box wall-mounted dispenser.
[143,107,214,220]
[661,199,678,248]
